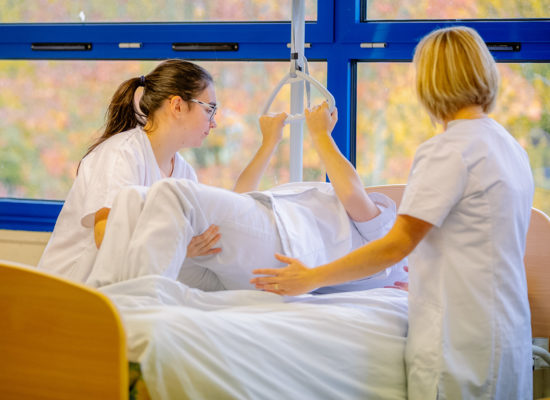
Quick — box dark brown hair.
[79,59,213,169]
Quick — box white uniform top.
[399,118,534,400]
[38,126,197,283]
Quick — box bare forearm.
[312,222,417,287]
[233,142,277,193]
[314,239,404,286]
[312,215,431,288]
[312,134,379,221]
[234,112,286,193]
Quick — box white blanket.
[100,276,408,400]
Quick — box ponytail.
[78,77,143,171]
[77,59,212,174]
[104,77,145,138]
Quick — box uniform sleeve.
[353,192,397,241]
[80,145,143,228]
[398,137,467,227]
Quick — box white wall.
[0,229,50,266]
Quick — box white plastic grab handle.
[261,70,336,125]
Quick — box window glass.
[0,0,317,23]
[356,62,550,215]
[364,0,546,20]
[0,60,327,199]
[184,61,327,188]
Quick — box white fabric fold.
[100,276,409,400]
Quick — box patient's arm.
[305,102,380,222]
[233,112,287,193]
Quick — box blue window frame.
[1,0,549,230]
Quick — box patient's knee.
[112,185,149,209]
[148,178,202,203]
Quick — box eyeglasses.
[190,98,218,122]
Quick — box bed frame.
[0,260,128,400]
[1,184,548,399]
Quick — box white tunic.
[399,118,534,399]
[38,127,197,282]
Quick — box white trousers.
[87,179,284,290]
[87,178,408,292]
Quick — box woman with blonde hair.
[252,26,534,399]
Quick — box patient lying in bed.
[86,179,408,291]
[85,103,408,292]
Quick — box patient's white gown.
[86,179,408,291]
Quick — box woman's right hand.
[251,253,319,296]
[232,111,287,193]
[305,101,338,139]
[259,112,287,148]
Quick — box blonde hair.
[413,26,499,123]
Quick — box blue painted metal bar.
[0,199,62,232]
[0,0,334,53]
[339,20,550,44]
[0,22,328,45]
[0,41,547,61]
[336,21,550,61]
[326,54,353,161]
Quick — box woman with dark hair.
[39,59,286,283]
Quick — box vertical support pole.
[327,54,354,164]
[289,0,305,182]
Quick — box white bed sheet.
[100,276,408,400]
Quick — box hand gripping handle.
[261,70,335,125]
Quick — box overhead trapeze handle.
[261,70,336,125]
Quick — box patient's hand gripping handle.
[261,70,336,125]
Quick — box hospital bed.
[0,184,549,400]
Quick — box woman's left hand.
[251,253,318,296]
[187,224,222,258]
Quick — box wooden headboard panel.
[365,184,550,339]
[525,208,550,339]
[0,260,128,400]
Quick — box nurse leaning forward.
[39,59,287,283]
[252,26,534,399]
